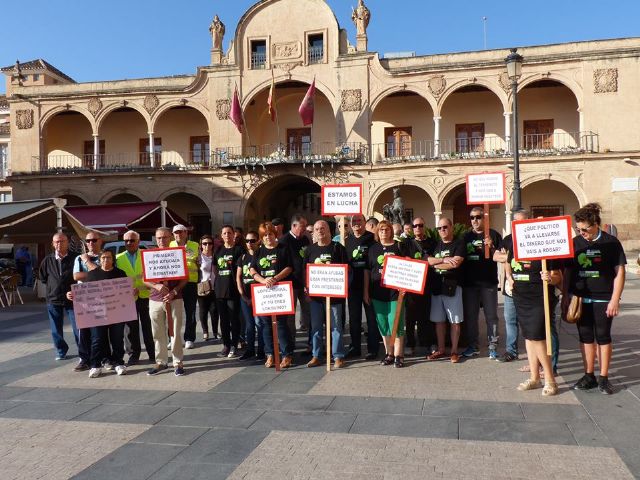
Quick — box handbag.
[565,295,582,324]
[197,254,214,297]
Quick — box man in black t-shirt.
[461,206,502,359]
[302,220,348,368]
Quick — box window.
[531,205,564,218]
[287,128,311,157]
[139,138,162,166]
[83,140,105,168]
[308,34,324,64]
[32,74,40,81]
[190,136,210,165]
[455,123,485,153]
[250,40,267,69]
[524,119,554,150]
[384,127,412,157]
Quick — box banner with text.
[466,172,506,205]
[141,247,188,282]
[321,183,362,216]
[72,277,137,329]
[381,256,428,295]
[306,264,348,298]
[512,215,574,261]
[251,281,296,316]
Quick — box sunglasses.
[413,224,424,228]
[201,242,213,246]
[124,239,136,243]
[470,215,483,220]
[578,226,593,233]
[246,239,258,244]
[436,226,449,231]
[85,238,98,243]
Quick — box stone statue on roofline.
[352,0,371,36]
[209,15,225,50]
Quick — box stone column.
[434,211,442,228]
[433,116,441,158]
[505,209,513,234]
[93,134,100,170]
[356,35,368,52]
[578,107,585,150]
[149,133,155,168]
[504,112,512,153]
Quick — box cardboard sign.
[466,173,506,205]
[251,281,295,316]
[321,183,362,216]
[141,247,188,282]
[381,256,428,295]
[512,215,574,261]
[306,264,348,298]
[72,277,137,329]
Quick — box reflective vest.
[170,239,199,283]
[116,249,150,299]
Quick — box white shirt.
[199,254,216,283]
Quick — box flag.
[267,73,276,122]
[230,86,243,133]
[298,78,316,126]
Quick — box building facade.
[3,0,640,246]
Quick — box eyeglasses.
[578,226,594,233]
[412,224,424,228]
[124,239,136,243]
[470,215,483,220]
[85,238,98,243]
[436,226,449,231]
[246,239,258,244]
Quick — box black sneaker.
[572,373,598,390]
[255,351,266,360]
[345,347,361,359]
[598,376,613,395]
[175,365,185,376]
[147,364,168,376]
[126,355,139,367]
[239,350,255,360]
[73,361,89,372]
[365,352,377,360]
[220,346,230,357]
[497,352,518,363]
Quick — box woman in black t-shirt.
[564,203,626,395]
[214,225,244,358]
[236,230,264,361]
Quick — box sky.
[2,0,639,93]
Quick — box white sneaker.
[88,368,101,378]
[228,346,237,358]
[185,341,194,350]
[115,365,127,376]
[167,337,172,349]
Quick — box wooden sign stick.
[272,315,281,372]
[339,216,346,246]
[389,290,406,347]
[484,202,491,259]
[326,296,332,371]
[541,259,552,356]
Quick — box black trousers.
[90,323,125,368]
[126,297,155,361]
[182,282,198,342]
[217,298,240,348]
[348,289,380,355]
[78,327,92,364]
[197,291,219,336]
[405,293,435,348]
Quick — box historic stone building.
[2,0,640,246]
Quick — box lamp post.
[505,48,523,211]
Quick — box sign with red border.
[466,173,506,205]
[381,256,429,295]
[512,216,574,262]
[251,281,295,316]
[141,247,188,282]
[321,183,362,216]
[306,264,349,298]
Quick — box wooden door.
[455,123,484,153]
[287,128,311,157]
[524,119,554,150]
[384,127,412,157]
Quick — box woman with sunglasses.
[198,235,219,342]
[213,225,244,358]
[250,222,293,368]
[564,203,626,395]
[363,220,418,368]
[236,231,265,360]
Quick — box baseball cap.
[271,218,284,227]
[172,224,188,233]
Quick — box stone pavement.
[0,275,639,479]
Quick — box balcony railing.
[0,151,8,179]
[308,46,324,64]
[251,52,267,69]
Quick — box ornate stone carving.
[433,176,445,189]
[273,41,302,60]
[143,95,159,114]
[209,15,225,50]
[428,75,446,98]
[216,99,231,120]
[88,97,102,116]
[275,62,301,76]
[593,68,618,93]
[340,89,362,112]
[498,72,511,93]
[16,109,34,129]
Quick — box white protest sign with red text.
[321,184,362,216]
[141,247,188,282]
[251,281,295,316]
[512,216,574,262]
[381,256,428,295]
[72,277,137,329]
[306,264,348,298]
[466,172,506,205]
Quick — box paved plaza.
[0,275,639,479]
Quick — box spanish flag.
[298,78,316,126]
[267,72,276,122]
[230,86,243,133]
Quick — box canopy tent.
[0,199,66,243]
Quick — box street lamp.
[505,48,523,211]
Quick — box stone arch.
[161,190,214,239]
[150,100,211,132]
[96,102,151,132]
[51,192,90,206]
[370,85,437,115]
[516,73,582,110]
[40,105,96,133]
[367,178,438,217]
[99,188,148,204]
[437,177,468,209]
[519,173,587,207]
[438,78,509,114]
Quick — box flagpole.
[272,68,281,147]
[236,82,253,157]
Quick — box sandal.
[427,350,446,361]
[394,356,404,368]
[517,378,542,391]
[380,354,394,366]
[542,382,559,396]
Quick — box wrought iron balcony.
[0,151,8,180]
[308,46,324,64]
[251,52,267,69]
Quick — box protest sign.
[381,256,428,295]
[512,216,574,262]
[321,184,362,216]
[72,277,136,329]
[141,247,188,282]
[466,172,506,205]
[306,264,348,298]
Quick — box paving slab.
[171,428,269,465]
[350,412,459,439]
[0,400,98,421]
[0,342,52,363]
[422,398,525,419]
[238,393,335,412]
[131,425,210,446]
[10,386,100,403]
[80,388,174,405]
[521,402,591,422]
[209,372,274,393]
[159,407,264,429]
[72,404,179,424]
[156,391,247,409]
[328,395,424,415]
[460,417,577,445]
[0,386,34,400]
[148,461,237,480]
[249,410,356,433]
[567,421,612,447]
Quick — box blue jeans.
[310,301,345,359]
[47,304,79,358]
[503,295,519,356]
[260,316,291,356]
[241,298,264,353]
[90,323,125,368]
